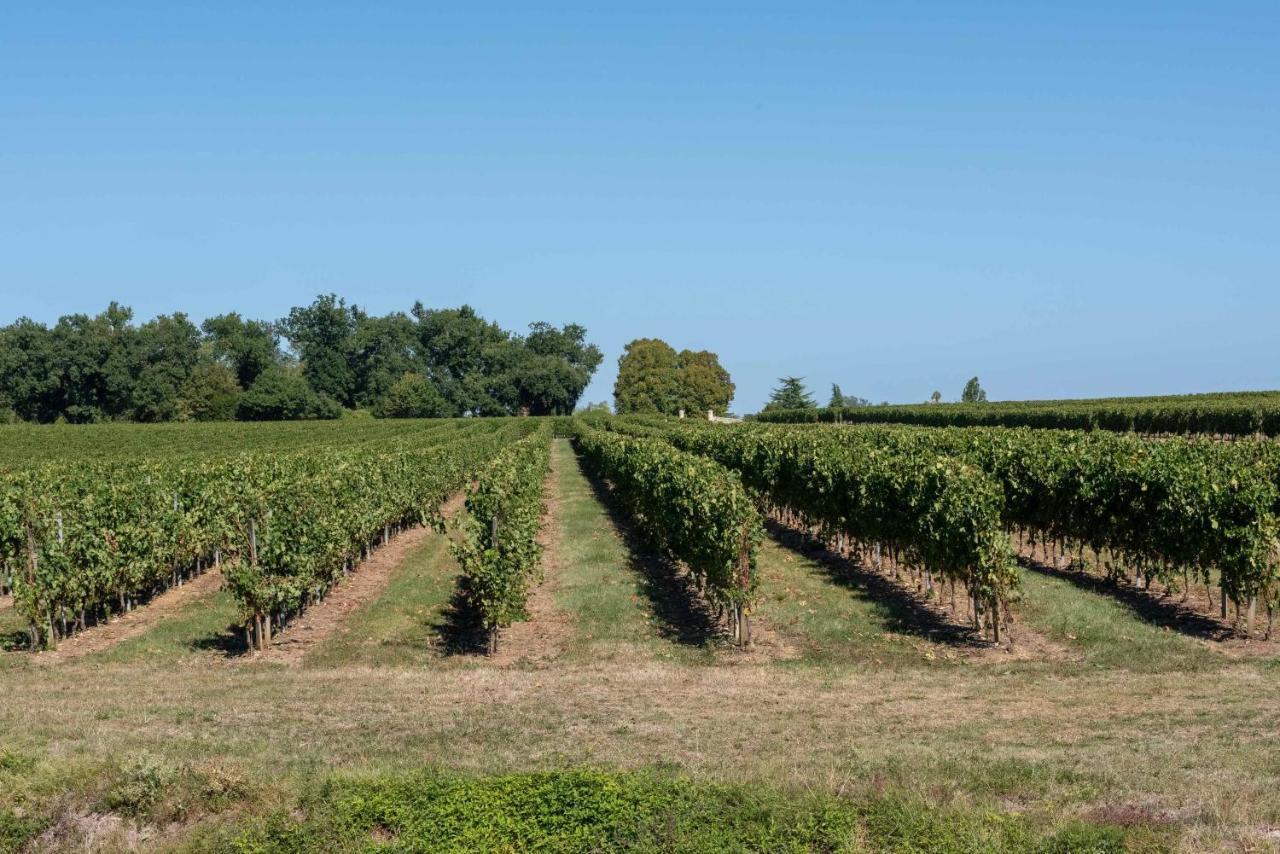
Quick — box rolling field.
[2,422,1279,852]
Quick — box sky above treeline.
[2,2,1276,412]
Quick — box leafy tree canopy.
[181,362,242,421]
[677,350,734,416]
[236,367,342,421]
[278,294,361,408]
[828,383,870,408]
[201,313,281,389]
[0,296,602,422]
[517,322,604,415]
[371,372,452,419]
[613,339,734,416]
[614,338,682,414]
[351,312,419,410]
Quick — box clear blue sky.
[2,2,1276,412]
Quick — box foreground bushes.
[232,769,1143,854]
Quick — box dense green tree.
[763,377,817,412]
[0,296,602,422]
[614,338,681,414]
[201,313,280,388]
[371,372,452,418]
[613,339,734,416]
[516,322,603,415]
[1,305,198,422]
[278,294,360,407]
[677,350,734,416]
[412,304,517,416]
[828,383,844,409]
[180,362,241,421]
[236,367,342,421]
[961,376,988,403]
[351,312,419,409]
[49,303,138,422]
[129,313,202,422]
[0,318,60,422]
[931,390,942,404]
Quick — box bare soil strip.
[255,493,467,666]
[725,605,800,664]
[33,568,225,664]
[769,518,1074,663]
[489,457,575,666]
[0,594,12,612]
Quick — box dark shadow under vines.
[574,446,723,648]
[765,517,985,648]
[1019,555,1244,642]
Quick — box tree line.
[0,295,602,422]
[759,376,989,413]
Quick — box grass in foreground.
[227,769,1148,854]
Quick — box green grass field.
[1,439,1277,851]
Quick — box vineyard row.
[0,420,536,650]
[612,416,1280,637]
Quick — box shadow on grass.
[0,629,31,652]
[576,450,723,648]
[187,625,251,658]
[1019,556,1244,642]
[765,518,981,648]
[432,578,490,655]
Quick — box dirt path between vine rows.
[255,493,468,666]
[0,594,12,612]
[34,568,225,664]
[489,454,575,666]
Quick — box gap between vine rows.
[31,568,225,664]
[253,491,470,666]
[765,515,1074,664]
[574,446,798,662]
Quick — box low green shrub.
[232,769,1154,853]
